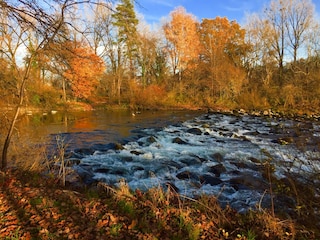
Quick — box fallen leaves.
[0,168,318,239]
[0,169,135,239]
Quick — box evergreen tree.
[112,0,139,77]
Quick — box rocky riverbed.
[64,111,320,213]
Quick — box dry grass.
[8,139,48,172]
[0,163,319,239]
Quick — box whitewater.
[70,112,320,212]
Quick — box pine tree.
[112,0,139,76]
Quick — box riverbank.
[1,104,320,239]
[2,100,320,121]
[1,168,318,239]
[0,110,319,240]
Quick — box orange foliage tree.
[63,46,105,100]
[163,6,200,85]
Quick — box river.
[15,109,320,213]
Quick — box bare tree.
[0,6,29,100]
[86,2,120,100]
[0,0,111,170]
[264,0,315,81]
[285,0,315,64]
[245,13,278,85]
[265,0,287,81]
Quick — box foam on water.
[75,113,320,212]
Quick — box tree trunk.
[62,78,67,102]
[1,58,33,170]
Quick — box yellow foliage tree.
[199,17,248,101]
[163,6,200,82]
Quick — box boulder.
[73,148,95,156]
[146,136,157,144]
[243,131,260,136]
[130,150,144,155]
[271,137,294,145]
[180,156,202,165]
[211,152,224,162]
[230,161,248,169]
[176,171,198,180]
[110,168,128,175]
[114,143,125,150]
[202,123,210,128]
[208,163,226,177]
[107,142,125,150]
[131,166,144,171]
[172,137,187,144]
[230,174,268,191]
[176,171,192,180]
[187,127,202,135]
[248,157,261,164]
[200,174,223,185]
[94,168,110,174]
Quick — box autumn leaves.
[56,4,249,104]
[63,46,105,100]
[0,0,319,111]
[164,7,248,103]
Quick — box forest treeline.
[1,0,320,114]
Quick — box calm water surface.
[17,109,204,150]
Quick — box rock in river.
[200,174,223,186]
[208,163,227,177]
[187,127,203,135]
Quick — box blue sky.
[136,0,319,26]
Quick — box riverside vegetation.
[0,157,319,239]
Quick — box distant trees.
[247,0,315,80]
[160,9,249,106]
[136,24,162,88]
[245,0,319,109]
[0,0,319,112]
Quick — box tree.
[136,23,162,88]
[265,0,286,80]
[63,45,105,100]
[264,0,315,82]
[199,17,247,101]
[90,3,119,101]
[0,0,110,170]
[245,13,278,86]
[0,5,28,102]
[163,6,200,88]
[112,0,138,53]
[111,0,139,104]
[285,0,315,64]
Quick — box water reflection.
[16,109,203,150]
